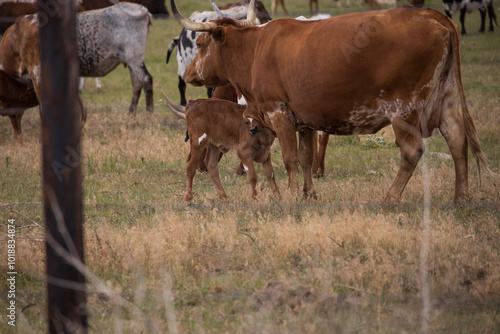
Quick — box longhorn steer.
[163,91,279,202]
[443,0,498,34]
[166,0,271,105]
[0,3,153,114]
[173,0,492,203]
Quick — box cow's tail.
[162,88,186,119]
[445,14,496,186]
[166,36,179,64]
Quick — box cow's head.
[171,0,256,87]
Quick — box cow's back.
[76,3,152,76]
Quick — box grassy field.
[1,0,499,332]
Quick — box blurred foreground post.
[38,0,87,332]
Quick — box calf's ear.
[212,27,226,45]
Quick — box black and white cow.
[443,0,498,34]
[166,0,271,105]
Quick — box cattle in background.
[163,91,279,202]
[0,0,84,35]
[443,0,498,34]
[0,68,38,136]
[0,3,153,115]
[166,0,271,106]
[79,0,169,17]
[271,0,287,14]
[173,1,493,203]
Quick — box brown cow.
[172,0,493,203]
[0,1,84,35]
[163,91,279,202]
[0,68,38,136]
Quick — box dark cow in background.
[0,0,84,35]
[0,2,153,125]
[166,0,271,105]
[0,68,38,136]
[0,0,167,36]
[443,0,498,34]
[173,0,493,203]
[79,0,169,17]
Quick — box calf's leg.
[9,113,23,136]
[261,154,280,198]
[205,145,228,200]
[298,128,316,198]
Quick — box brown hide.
[0,1,84,35]
[168,97,278,202]
[181,6,490,202]
[0,69,38,135]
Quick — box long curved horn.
[208,0,249,20]
[170,0,216,31]
[234,0,256,28]
[208,0,226,16]
[162,88,186,119]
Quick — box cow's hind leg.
[178,76,187,106]
[385,117,424,203]
[487,2,496,32]
[439,112,469,201]
[479,7,487,32]
[128,62,153,113]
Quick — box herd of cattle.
[0,0,497,203]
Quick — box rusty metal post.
[38,0,87,333]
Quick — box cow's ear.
[212,27,226,45]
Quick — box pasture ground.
[1,0,499,332]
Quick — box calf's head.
[171,0,256,87]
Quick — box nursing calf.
[163,92,279,202]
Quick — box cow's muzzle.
[250,126,260,135]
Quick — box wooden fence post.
[38,0,87,332]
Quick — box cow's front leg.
[298,128,316,198]
[268,110,300,194]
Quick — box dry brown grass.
[1,2,500,332]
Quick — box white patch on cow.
[267,102,287,122]
[247,117,253,124]
[31,15,38,25]
[243,164,249,172]
[195,48,210,81]
[238,95,247,106]
[32,65,41,87]
[198,133,207,145]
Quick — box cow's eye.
[196,43,201,48]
